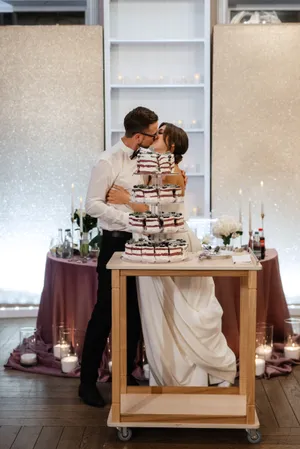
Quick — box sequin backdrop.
[0,26,104,305]
[212,25,300,305]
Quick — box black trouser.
[80,230,141,385]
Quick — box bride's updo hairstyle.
[159,122,189,164]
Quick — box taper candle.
[260,181,264,215]
[239,189,242,223]
[71,183,74,218]
[249,199,252,232]
[79,197,83,233]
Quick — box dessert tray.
[123,238,188,263]
[135,148,175,175]
[125,151,188,263]
[198,246,244,260]
[129,211,186,235]
[131,184,183,205]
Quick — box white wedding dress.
[137,203,236,386]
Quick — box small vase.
[222,235,231,247]
[80,232,89,258]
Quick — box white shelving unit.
[220,1,300,23]
[103,0,213,218]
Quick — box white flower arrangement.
[212,215,243,246]
[200,234,211,245]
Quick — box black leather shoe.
[127,375,139,386]
[78,383,105,408]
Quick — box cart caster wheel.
[117,428,133,442]
[246,429,262,444]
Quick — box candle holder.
[60,328,79,374]
[255,323,273,360]
[117,74,125,84]
[142,343,150,380]
[80,232,89,259]
[73,329,85,364]
[284,318,300,360]
[176,120,184,128]
[71,215,75,257]
[53,325,71,360]
[193,73,201,84]
[19,327,37,367]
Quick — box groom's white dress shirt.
[85,139,140,231]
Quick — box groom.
[79,106,159,407]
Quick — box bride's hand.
[106,185,130,205]
[180,169,188,188]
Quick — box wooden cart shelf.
[106,251,262,443]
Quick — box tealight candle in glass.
[60,329,79,374]
[117,74,125,84]
[255,323,273,361]
[284,318,300,360]
[53,325,70,360]
[20,327,37,367]
[193,73,201,84]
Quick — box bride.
[107,123,236,386]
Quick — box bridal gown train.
[137,203,236,386]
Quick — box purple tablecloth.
[37,255,98,345]
[37,250,290,360]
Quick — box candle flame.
[260,181,264,187]
[71,183,74,189]
[239,189,242,195]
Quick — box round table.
[37,249,290,360]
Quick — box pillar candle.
[255,356,265,376]
[61,355,78,373]
[53,343,70,360]
[143,363,150,380]
[20,353,37,366]
[256,344,272,360]
[284,344,300,360]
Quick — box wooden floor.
[1,319,300,448]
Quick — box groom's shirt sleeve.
[85,157,130,231]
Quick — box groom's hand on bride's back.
[106,184,130,205]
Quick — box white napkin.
[232,254,252,264]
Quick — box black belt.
[103,230,131,239]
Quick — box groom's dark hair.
[124,106,158,137]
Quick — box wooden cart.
[106,251,262,444]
